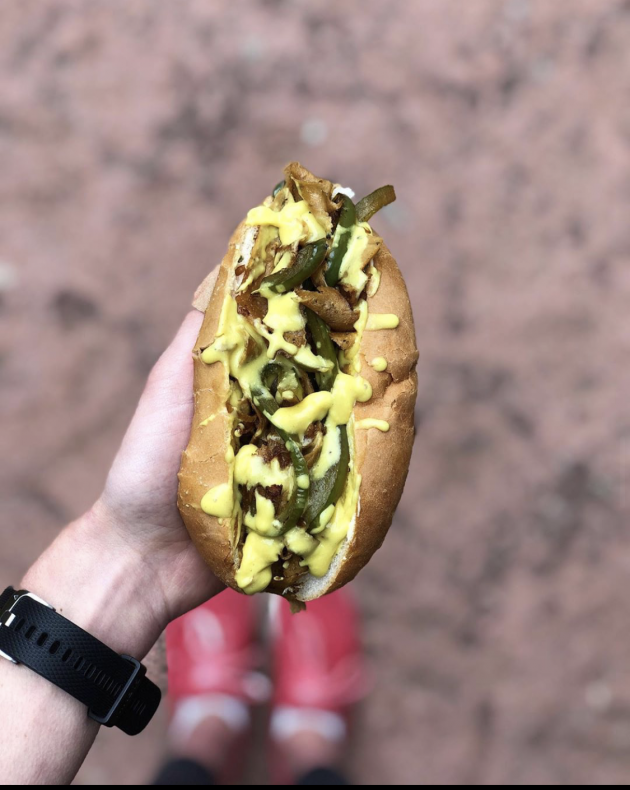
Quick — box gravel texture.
[1,0,630,784]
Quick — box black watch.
[0,587,161,735]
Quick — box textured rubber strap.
[0,589,160,735]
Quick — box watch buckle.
[0,591,55,664]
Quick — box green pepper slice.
[261,239,328,295]
[277,430,310,533]
[250,384,280,421]
[251,382,310,534]
[305,425,350,530]
[261,360,304,403]
[354,185,396,223]
[272,180,286,197]
[254,376,349,533]
[305,308,338,393]
[302,311,350,529]
[325,195,356,287]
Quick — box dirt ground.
[2,0,630,784]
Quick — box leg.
[269,588,370,785]
[152,589,269,785]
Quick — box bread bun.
[178,172,418,602]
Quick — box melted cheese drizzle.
[238,226,277,292]
[338,224,370,293]
[272,249,294,275]
[367,313,400,331]
[256,289,333,371]
[201,483,234,518]
[262,292,305,358]
[341,302,369,375]
[313,374,372,480]
[199,191,400,593]
[235,533,284,594]
[234,445,294,493]
[244,492,280,537]
[300,425,362,577]
[245,193,326,245]
[270,392,333,437]
[285,526,317,557]
[369,357,388,372]
[356,419,391,433]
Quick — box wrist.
[21,505,168,660]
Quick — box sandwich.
[178,162,418,603]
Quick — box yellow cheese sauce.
[304,444,362,577]
[245,193,326,246]
[237,226,277,293]
[201,296,267,399]
[366,313,400,331]
[314,427,342,482]
[234,444,294,493]
[243,492,280,537]
[312,504,335,534]
[199,192,398,593]
[271,248,294,275]
[262,292,306,358]
[369,357,388,372]
[255,289,333,370]
[201,483,234,518]
[356,419,391,433]
[293,345,334,372]
[329,373,372,425]
[313,373,372,480]
[235,533,284,594]
[284,526,318,557]
[338,224,370,294]
[269,391,333,436]
[341,302,369,375]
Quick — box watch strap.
[0,588,160,735]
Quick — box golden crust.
[177,223,245,592]
[309,242,419,596]
[177,221,419,599]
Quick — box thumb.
[103,309,204,520]
[141,310,204,416]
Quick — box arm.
[0,310,223,785]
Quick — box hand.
[99,309,223,617]
[1,285,223,786]
[23,306,223,659]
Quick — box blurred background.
[2,0,630,784]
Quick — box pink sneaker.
[269,588,371,784]
[166,589,270,783]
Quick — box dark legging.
[153,757,349,785]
